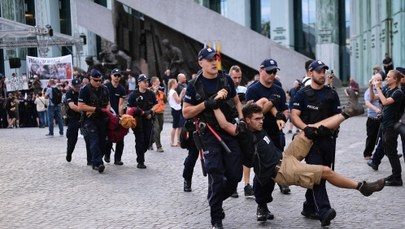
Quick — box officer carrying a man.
[182,47,243,229]
[78,69,111,173]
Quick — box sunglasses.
[113,74,121,77]
[92,78,102,82]
[265,69,277,75]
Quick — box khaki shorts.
[274,134,323,189]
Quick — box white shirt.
[168,89,181,110]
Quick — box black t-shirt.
[127,89,157,111]
[105,82,126,114]
[381,87,403,128]
[245,82,288,135]
[65,88,80,119]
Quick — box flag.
[216,41,222,70]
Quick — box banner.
[5,73,29,92]
[27,55,73,80]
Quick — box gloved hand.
[94,106,101,113]
[275,111,287,122]
[204,96,220,110]
[143,110,154,119]
[317,125,333,137]
[304,126,318,140]
[268,94,280,106]
[236,120,248,134]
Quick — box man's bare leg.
[321,164,385,196]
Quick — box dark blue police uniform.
[127,88,157,167]
[184,72,242,226]
[104,82,126,164]
[246,80,288,150]
[65,87,91,164]
[78,84,110,169]
[182,119,199,191]
[291,85,341,221]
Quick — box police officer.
[65,78,91,165]
[104,68,127,165]
[182,47,243,229]
[127,74,158,169]
[78,69,111,173]
[290,60,341,227]
[245,59,291,195]
[181,119,198,192]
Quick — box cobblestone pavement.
[1,116,405,229]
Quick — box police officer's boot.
[342,88,364,118]
[184,179,192,192]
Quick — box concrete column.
[315,0,340,78]
[270,0,294,48]
[350,0,360,84]
[360,1,371,84]
[226,0,250,27]
[392,0,405,69]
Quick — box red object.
[103,109,128,143]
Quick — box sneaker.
[320,208,336,226]
[256,205,274,221]
[358,179,385,196]
[45,133,54,136]
[244,184,254,197]
[184,179,192,192]
[343,88,364,117]
[231,190,239,198]
[367,160,378,171]
[137,163,147,169]
[157,147,164,152]
[104,155,110,163]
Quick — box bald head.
[177,73,186,84]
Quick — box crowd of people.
[1,48,404,229]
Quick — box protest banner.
[27,55,73,80]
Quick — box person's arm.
[365,100,381,113]
[233,95,243,120]
[213,108,237,136]
[118,97,125,116]
[375,80,395,106]
[68,101,81,113]
[291,109,307,130]
[182,102,205,119]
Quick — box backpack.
[51,87,62,105]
